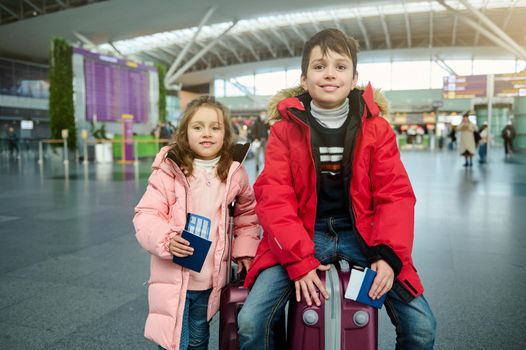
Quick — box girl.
[133,96,260,350]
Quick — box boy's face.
[301,46,358,109]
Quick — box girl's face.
[187,106,225,160]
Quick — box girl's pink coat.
[133,147,260,350]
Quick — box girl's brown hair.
[168,95,233,182]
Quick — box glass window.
[442,60,473,76]
[0,59,49,99]
[391,61,433,90]
[234,74,255,95]
[225,80,245,97]
[255,71,286,96]
[214,79,225,97]
[286,69,301,87]
[516,60,526,72]
[430,60,447,89]
[473,60,517,75]
[357,62,392,90]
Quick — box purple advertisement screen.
[76,48,155,124]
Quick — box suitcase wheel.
[302,310,319,326]
[353,311,369,327]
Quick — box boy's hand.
[169,235,194,257]
[294,264,331,306]
[236,257,253,273]
[369,259,394,300]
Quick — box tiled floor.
[1,148,525,349]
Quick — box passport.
[344,266,387,309]
[172,214,212,273]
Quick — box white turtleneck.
[188,155,225,290]
[310,98,349,129]
[193,156,220,169]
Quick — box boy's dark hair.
[301,28,360,78]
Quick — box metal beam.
[428,5,433,48]
[217,39,244,64]
[502,0,518,31]
[354,10,371,50]
[290,23,307,42]
[378,8,391,49]
[231,35,260,61]
[451,15,458,46]
[473,0,490,46]
[165,6,215,85]
[402,0,412,48]
[24,0,41,13]
[166,21,238,85]
[73,31,97,49]
[268,27,294,56]
[309,13,321,33]
[209,48,227,66]
[229,78,256,101]
[433,55,457,76]
[0,4,19,18]
[144,50,172,65]
[330,10,345,32]
[142,51,171,65]
[108,42,123,56]
[456,0,526,61]
[159,46,180,57]
[250,31,276,58]
[437,0,526,61]
[158,47,177,59]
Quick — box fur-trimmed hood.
[266,85,389,124]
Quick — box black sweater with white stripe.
[307,113,350,217]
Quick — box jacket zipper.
[168,159,191,275]
[217,161,244,287]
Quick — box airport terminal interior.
[1,0,526,349]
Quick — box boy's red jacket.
[244,83,424,300]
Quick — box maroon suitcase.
[219,274,248,350]
[219,203,245,350]
[219,268,287,349]
[218,203,285,350]
[287,262,378,350]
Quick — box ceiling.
[1,0,525,87]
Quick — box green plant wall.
[49,37,76,150]
[156,63,167,123]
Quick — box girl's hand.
[169,235,194,257]
[369,259,394,300]
[236,257,253,273]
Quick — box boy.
[238,28,436,349]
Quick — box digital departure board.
[442,75,487,99]
[74,48,156,123]
[494,72,526,97]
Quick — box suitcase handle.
[226,201,236,285]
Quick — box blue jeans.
[159,289,211,350]
[238,216,436,350]
[478,143,487,163]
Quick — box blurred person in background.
[458,113,476,167]
[478,122,488,164]
[448,125,457,150]
[249,112,269,173]
[7,127,19,158]
[501,120,516,159]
